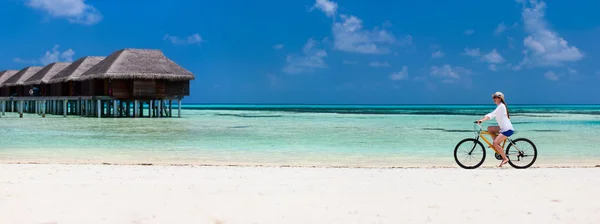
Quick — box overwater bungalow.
[0,70,19,113]
[47,56,105,96]
[0,66,43,116]
[1,66,43,97]
[77,48,194,117]
[0,48,195,118]
[0,70,19,97]
[22,62,71,96]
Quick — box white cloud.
[432,50,444,58]
[464,48,505,68]
[14,45,75,65]
[544,71,559,81]
[463,48,481,57]
[12,58,38,64]
[332,15,403,54]
[273,44,284,50]
[61,49,75,62]
[389,66,408,81]
[464,29,475,35]
[494,22,507,35]
[26,0,102,25]
[40,45,76,64]
[369,61,391,68]
[312,0,409,54]
[313,0,338,17]
[520,0,583,67]
[163,33,203,45]
[430,65,471,83]
[282,38,327,74]
[568,67,577,74]
[482,49,505,64]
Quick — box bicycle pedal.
[494,153,503,160]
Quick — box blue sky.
[0,0,599,104]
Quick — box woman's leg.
[493,133,509,167]
[487,126,500,143]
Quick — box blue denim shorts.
[501,130,514,137]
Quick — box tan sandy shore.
[1,164,599,224]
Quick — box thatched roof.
[23,62,71,86]
[0,70,19,87]
[47,56,105,84]
[78,48,195,81]
[1,66,43,87]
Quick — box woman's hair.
[501,99,510,119]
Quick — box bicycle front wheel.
[454,138,486,169]
[506,138,538,169]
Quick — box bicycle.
[453,122,538,169]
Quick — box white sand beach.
[1,164,599,224]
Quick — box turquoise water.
[1,105,599,167]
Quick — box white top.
[485,103,514,132]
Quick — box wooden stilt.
[112,100,116,117]
[97,99,101,118]
[19,101,23,118]
[126,101,130,117]
[101,101,105,117]
[140,101,144,117]
[134,100,138,118]
[178,99,181,118]
[169,100,172,117]
[63,100,67,117]
[149,100,154,117]
[42,100,46,118]
[158,99,162,117]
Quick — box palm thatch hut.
[47,56,105,96]
[0,48,195,118]
[78,48,194,99]
[0,70,19,97]
[22,62,71,96]
[1,66,43,97]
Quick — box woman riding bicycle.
[476,92,514,167]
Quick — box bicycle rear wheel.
[454,138,486,169]
[506,138,538,169]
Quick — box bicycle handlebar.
[473,121,483,130]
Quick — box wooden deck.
[0,96,184,118]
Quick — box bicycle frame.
[477,131,506,152]
[473,123,517,155]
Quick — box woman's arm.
[478,105,501,123]
[477,116,490,124]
